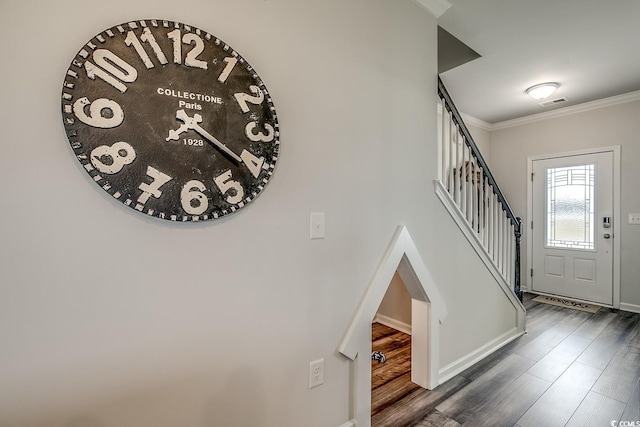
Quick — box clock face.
[61,19,279,221]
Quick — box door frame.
[526,146,621,308]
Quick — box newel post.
[514,217,523,302]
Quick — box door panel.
[532,151,613,305]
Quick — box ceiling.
[437,0,640,124]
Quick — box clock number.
[84,49,138,93]
[125,31,152,69]
[240,149,265,179]
[245,121,275,143]
[180,180,209,215]
[167,29,181,64]
[140,28,169,64]
[234,85,264,113]
[90,141,136,174]
[217,57,238,83]
[167,29,207,69]
[183,33,208,69]
[138,166,173,204]
[214,170,244,205]
[73,97,124,129]
[125,29,168,69]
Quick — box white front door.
[531,151,614,305]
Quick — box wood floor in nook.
[371,293,640,427]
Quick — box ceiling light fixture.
[526,82,559,100]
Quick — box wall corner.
[413,0,452,18]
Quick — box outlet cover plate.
[309,358,324,388]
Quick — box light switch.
[629,213,640,225]
[310,212,325,239]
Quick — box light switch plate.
[629,213,640,225]
[310,212,325,239]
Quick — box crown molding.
[438,103,493,132]
[490,90,640,130]
[460,113,493,131]
[413,0,452,18]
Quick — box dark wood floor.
[371,293,640,427]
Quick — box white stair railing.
[437,77,522,300]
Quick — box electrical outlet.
[308,358,324,389]
[629,213,640,225]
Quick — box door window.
[546,164,595,250]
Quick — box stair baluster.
[437,77,523,302]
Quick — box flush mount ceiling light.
[526,82,559,100]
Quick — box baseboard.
[373,313,412,335]
[620,302,640,314]
[338,421,356,427]
[438,326,523,384]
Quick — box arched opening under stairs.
[339,226,448,427]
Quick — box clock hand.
[166,122,191,142]
[165,110,198,141]
[166,109,242,163]
[190,121,243,164]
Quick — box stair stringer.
[434,180,526,329]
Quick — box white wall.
[490,100,640,308]
[0,1,520,426]
[465,120,492,165]
[376,272,412,327]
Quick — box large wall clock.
[61,19,280,221]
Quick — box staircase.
[436,77,523,304]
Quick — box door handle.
[604,233,612,239]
